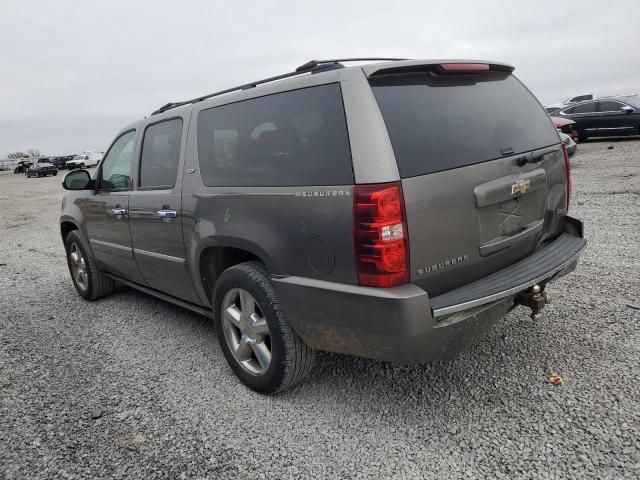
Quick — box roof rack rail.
[295,57,407,71]
[151,57,406,115]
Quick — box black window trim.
[137,116,184,191]
[97,128,137,193]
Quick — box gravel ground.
[1,140,639,480]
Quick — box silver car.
[60,58,586,393]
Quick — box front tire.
[213,261,315,394]
[64,231,115,300]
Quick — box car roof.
[146,58,515,119]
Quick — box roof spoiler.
[364,60,515,78]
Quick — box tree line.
[7,148,42,159]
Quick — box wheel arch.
[60,219,80,243]
[193,237,272,306]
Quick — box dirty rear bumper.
[273,217,586,364]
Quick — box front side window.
[99,130,136,190]
[139,118,183,188]
[598,100,625,113]
[197,83,353,187]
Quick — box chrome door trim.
[584,127,632,131]
[90,239,133,253]
[133,248,186,264]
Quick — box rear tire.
[64,231,115,300]
[213,261,315,394]
[79,163,85,169]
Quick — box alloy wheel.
[69,242,88,291]
[221,288,272,375]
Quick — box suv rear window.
[370,73,559,178]
[197,84,353,187]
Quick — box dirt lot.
[1,141,639,479]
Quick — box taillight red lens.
[354,182,409,287]
[562,144,572,211]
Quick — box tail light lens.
[562,144,572,211]
[353,182,409,287]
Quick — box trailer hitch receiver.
[515,284,552,320]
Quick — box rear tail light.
[562,144,572,211]
[353,182,409,287]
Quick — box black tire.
[213,261,315,394]
[53,172,58,176]
[64,230,115,300]
[79,163,85,168]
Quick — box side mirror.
[621,105,634,114]
[62,169,92,190]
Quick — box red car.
[551,116,578,141]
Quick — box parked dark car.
[556,98,640,141]
[60,58,586,393]
[26,162,58,178]
[13,160,33,174]
[46,156,68,170]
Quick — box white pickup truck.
[66,151,103,169]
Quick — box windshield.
[370,72,559,178]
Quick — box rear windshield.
[370,72,559,178]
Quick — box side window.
[99,130,136,191]
[139,118,183,188]
[572,103,597,114]
[561,106,576,115]
[197,83,353,187]
[598,101,624,113]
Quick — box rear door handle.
[157,209,177,219]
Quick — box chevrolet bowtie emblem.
[511,179,531,196]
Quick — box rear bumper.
[273,217,586,364]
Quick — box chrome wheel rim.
[221,288,272,376]
[69,243,88,291]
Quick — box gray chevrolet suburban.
[60,58,586,393]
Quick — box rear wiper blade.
[513,146,560,167]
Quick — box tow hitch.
[516,284,552,320]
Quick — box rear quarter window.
[197,83,353,187]
[370,73,559,178]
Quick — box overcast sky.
[1,0,639,157]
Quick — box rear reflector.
[354,182,409,287]
[438,63,490,73]
[562,144,572,211]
